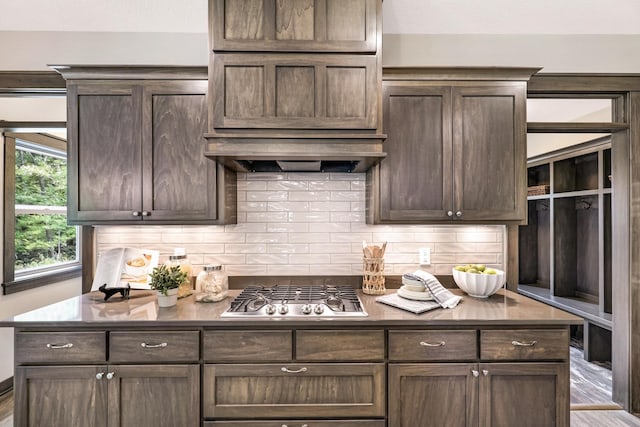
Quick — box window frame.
[2,131,83,294]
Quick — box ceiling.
[0,0,639,35]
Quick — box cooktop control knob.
[313,304,324,314]
[265,304,277,315]
[278,304,289,315]
[301,304,312,314]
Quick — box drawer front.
[203,330,292,362]
[296,330,384,361]
[481,329,569,361]
[15,331,106,364]
[203,363,385,418]
[206,421,385,427]
[388,330,477,361]
[109,331,199,362]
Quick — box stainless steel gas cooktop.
[221,284,367,318]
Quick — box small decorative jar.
[195,265,228,303]
[165,248,193,298]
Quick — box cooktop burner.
[221,284,367,317]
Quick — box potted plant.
[149,264,187,308]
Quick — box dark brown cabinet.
[62,69,236,225]
[210,53,378,130]
[202,329,385,424]
[369,69,536,224]
[13,328,201,427]
[209,0,378,52]
[388,328,569,427]
[519,138,614,363]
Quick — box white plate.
[397,286,434,301]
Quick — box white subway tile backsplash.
[268,201,309,212]
[309,201,351,212]
[267,180,309,191]
[96,173,505,276]
[246,212,289,223]
[288,191,331,201]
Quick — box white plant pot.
[156,288,178,308]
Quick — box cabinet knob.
[141,211,150,217]
[132,211,141,217]
[281,367,308,374]
[420,341,446,347]
[482,369,489,376]
[456,211,462,217]
[141,342,168,348]
[46,343,73,349]
[472,369,479,377]
[106,372,115,380]
[511,340,537,347]
[447,211,454,217]
[96,372,104,380]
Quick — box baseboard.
[0,377,12,396]
[571,403,623,411]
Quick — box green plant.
[149,265,188,296]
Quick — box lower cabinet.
[203,363,385,419]
[389,362,568,427]
[15,364,199,427]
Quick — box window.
[2,132,81,294]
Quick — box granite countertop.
[1,288,582,328]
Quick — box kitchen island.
[3,288,581,427]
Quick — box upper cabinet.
[210,0,378,52]
[368,68,539,224]
[206,0,385,170]
[59,67,237,225]
[210,53,378,130]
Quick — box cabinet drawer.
[203,363,385,418]
[203,330,292,362]
[388,330,477,361]
[206,421,385,427]
[296,330,384,361]
[15,331,106,364]
[481,329,569,361]
[109,331,199,362]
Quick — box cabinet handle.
[132,211,141,217]
[420,341,445,347]
[482,369,489,376]
[472,369,479,377]
[281,367,308,374]
[447,211,454,217]
[141,342,168,348]
[511,340,538,347]
[96,372,104,380]
[46,343,73,349]
[141,211,150,217]
[456,211,462,217]
[106,372,115,380]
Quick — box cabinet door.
[379,84,453,221]
[478,362,569,427]
[14,365,108,427]
[452,84,527,221]
[211,53,378,130]
[203,363,385,418]
[388,363,478,427]
[210,0,378,52]
[141,81,219,221]
[107,364,199,427]
[68,83,143,223]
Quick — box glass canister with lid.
[195,264,228,302]
[165,248,193,298]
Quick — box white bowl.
[452,268,506,298]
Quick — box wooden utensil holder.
[363,257,385,295]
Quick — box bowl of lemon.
[452,264,505,298]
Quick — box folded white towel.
[403,271,462,309]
